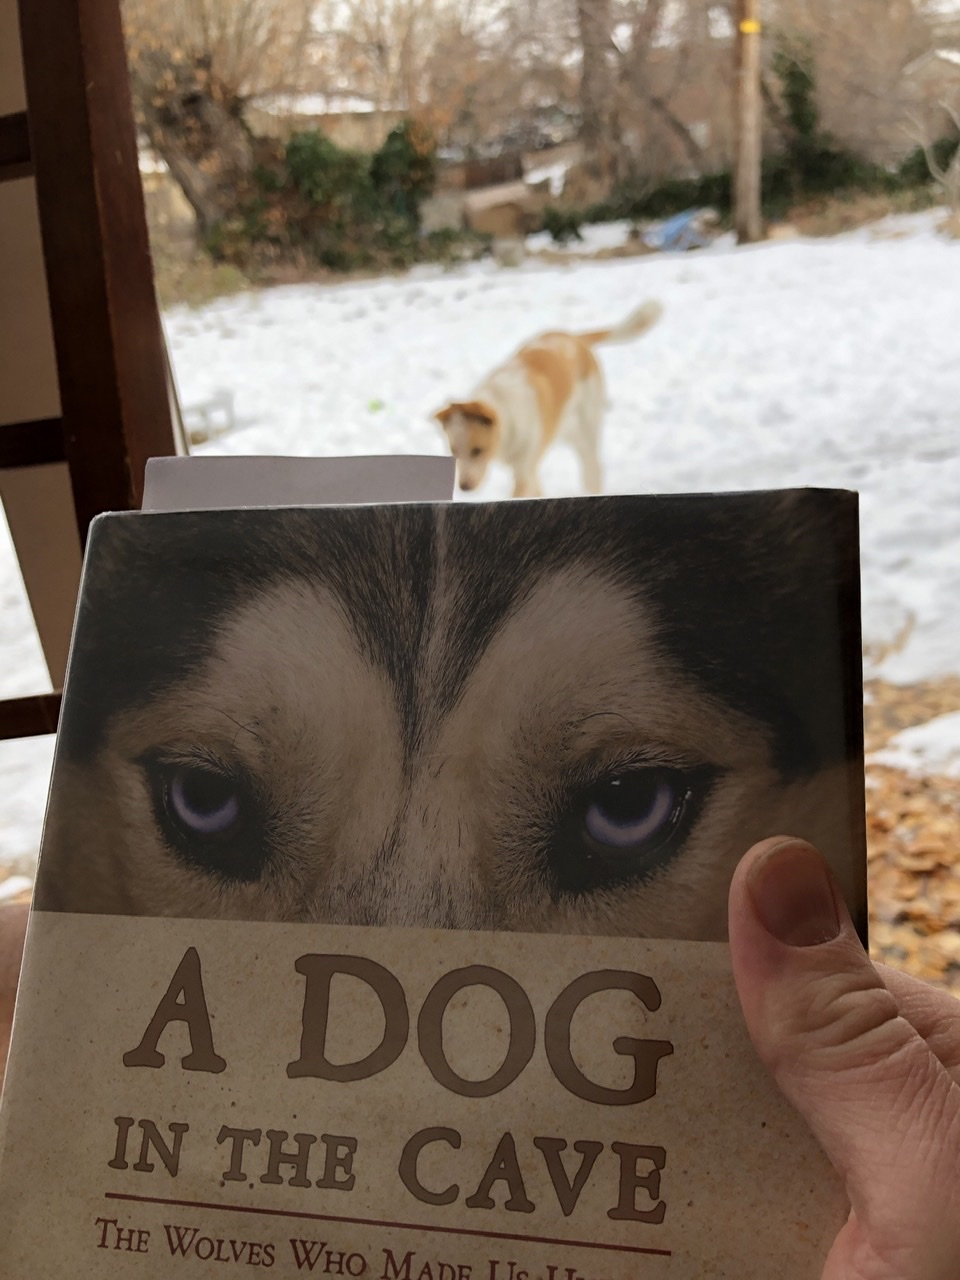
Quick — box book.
[0,485,864,1278]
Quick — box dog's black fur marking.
[61,491,862,794]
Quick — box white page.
[142,454,455,512]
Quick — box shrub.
[588,172,732,225]
[280,122,439,269]
[897,137,960,189]
[769,34,893,208]
[370,120,437,221]
[542,205,584,244]
[589,34,908,229]
[420,226,492,265]
[207,119,451,272]
[285,131,374,211]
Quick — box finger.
[876,963,960,1082]
[729,838,960,1276]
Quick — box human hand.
[729,837,960,1280]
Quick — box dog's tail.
[578,299,663,347]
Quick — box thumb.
[729,837,960,1278]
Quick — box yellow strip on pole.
[739,19,761,33]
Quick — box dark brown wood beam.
[0,419,66,470]
[0,112,32,182]
[17,0,176,542]
[0,693,61,740]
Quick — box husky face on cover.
[40,494,865,940]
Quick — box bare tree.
[123,0,315,232]
[617,0,705,171]
[907,100,960,216]
[308,0,437,112]
[125,0,317,97]
[767,0,936,164]
[607,1,738,187]
[576,0,618,183]
[132,49,256,234]
[311,0,578,155]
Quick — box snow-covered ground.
[1,209,959,868]
[870,712,960,779]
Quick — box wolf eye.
[167,767,241,836]
[583,774,676,849]
[143,755,270,883]
[546,765,716,898]
[469,446,484,458]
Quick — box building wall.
[245,105,406,152]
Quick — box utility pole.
[734,0,763,244]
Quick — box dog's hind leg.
[574,377,605,494]
[575,431,603,494]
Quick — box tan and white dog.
[435,300,663,497]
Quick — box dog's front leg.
[512,469,541,499]
[579,445,603,495]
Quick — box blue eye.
[545,764,717,899]
[584,774,677,850]
[143,754,270,884]
[167,767,242,836]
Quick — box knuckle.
[768,966,917,1078]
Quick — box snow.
[903,47,960,76]
[1,208,958,866]
[138,147,168,175]
[870,712,960,779]
[526,219,641,254]
[0,501,57,869]
[250,93,391,117]
[524,158,572,198]
[0,876,33,903]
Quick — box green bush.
[897,137,960,188]
[209,119,450,272]
[286,131,374,211]
[278,121,439,269]
[768,34,893,209]
[775,35,819,142]
[588,171,733,224]
[370,120,437,221]
[542,204,584,244]
[420,226,492,265]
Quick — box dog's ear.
[434,401,497,429]
[458,400,497,428]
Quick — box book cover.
[0,489,864,1277]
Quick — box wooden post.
[18,0,178,537]
[734,0,763,244]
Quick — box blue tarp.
[644,208,712,252]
